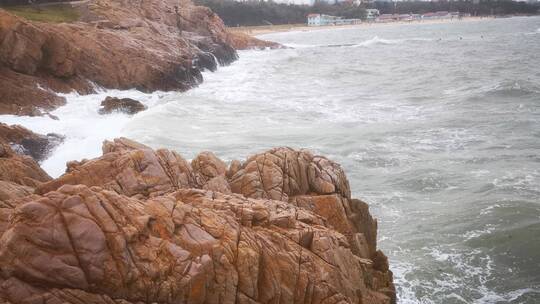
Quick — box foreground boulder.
[1,138,395,304]
[98,96,147,115]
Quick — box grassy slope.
[1,4,79,23]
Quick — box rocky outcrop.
[0,139,51,189]
[0,131,57,228]
[0,137,397,304]
[98,96,147,115]
[0,123,64,162]
[0,0,276,116]
[229,32,282,50]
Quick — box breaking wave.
[482,80,540,98]
[284,36,432,49]
[0,89,169,177]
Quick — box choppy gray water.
[2,16,540,304]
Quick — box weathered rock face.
[0,140,51,189]
[98,96,147,115]
[0,138,395,304]
[228,147,351,201]
[0,132,51,223]
[0,0,274,116]
[0,123,64,162]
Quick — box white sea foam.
[463,224,497,240]
[353,36,401,47]
[283,43,318,49]
[476,288,540,303]
[0,89,171,177]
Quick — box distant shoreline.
[228,16,494,36]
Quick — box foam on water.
[0,89,169,177]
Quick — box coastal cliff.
[0,136,396,304]
[0,0,278,116]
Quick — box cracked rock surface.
[0,137,395,304]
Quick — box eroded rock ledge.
[0,137,395,304]
[0,0,278,116]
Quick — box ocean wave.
[282,43,318,49]
[476,288,540,304]
[391,246,521,304]
[284,36,432,49]
[463,224,497,241]
[353,36,433,47]
[353,36,402,47]
[394,169,453,193]
[491,171,540,195]
[481,80,540,98]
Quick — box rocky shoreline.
[0,135,396,304]
[0,0,278,116]
[0,0,395,303]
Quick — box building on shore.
[365,9,380,21]
[376,11,462,23]
[307,14,362,26]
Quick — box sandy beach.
[227,16,492,36]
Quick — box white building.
[307,14,361,26]
[365,9,380,21]
[265,0,347,5]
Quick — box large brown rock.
[229,32,282,50]
[0,141,51,189]
[228,147,351,202]
[0,67,67,116]
[227,147,395,299]
[1,138,395,303]
[37,138,199,198]
[0,130,53,219]
[98,96,147,115]
[192,151,227,184]
[0,0,275,115]
[0,184,392,304]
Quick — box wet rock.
[98,96,147,115]
[0,123,64,162]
